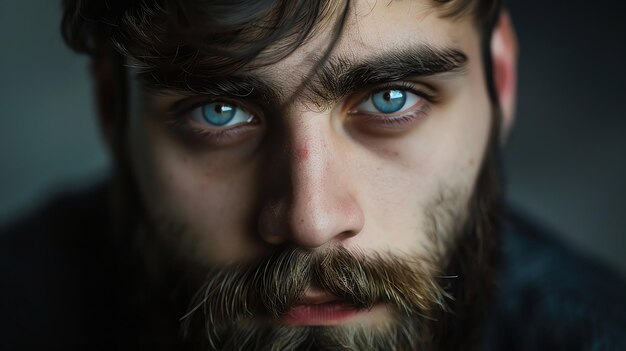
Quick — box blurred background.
[0,0,624,277]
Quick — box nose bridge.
[289,117,341,245]
[259,112,364,248]
[290,118,328,206]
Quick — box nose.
[258,116,364,248]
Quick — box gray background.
[1,1,625,276]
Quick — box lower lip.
[280,302,360,326]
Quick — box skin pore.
[102,0,517,349]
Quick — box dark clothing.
[482,212,626,350]
[0,184,131,349]
[1,184,625,350]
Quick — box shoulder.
[0,182,128,350]
[482,208,626,350]
[0,182,113,277]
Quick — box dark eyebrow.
[305,45,468,107]
[135,71,283,104]
[134,44,467,108]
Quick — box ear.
[491,10,518,143]
[90,56,122,151]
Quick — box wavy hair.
[61,0,501,77]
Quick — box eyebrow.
[305,45,468,107]
[136,72,282,104]
[136,44,468,107]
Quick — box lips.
[280,288,360,326]
[298,288,341,305]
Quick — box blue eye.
[373,90,406,113]
[356,89,420,114]
[191,102,254,127]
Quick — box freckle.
[296,147,309,161]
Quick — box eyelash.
[356,109,429,127]
[177,122,258,144]
[371,81,437,102]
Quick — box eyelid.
[168,96,241,116]
[167,96,264,126]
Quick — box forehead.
[132,0,479,104]
[342,0,469,51]
[254,0,475,90]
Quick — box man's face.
[124,0,494,348]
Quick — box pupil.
[215,104,230,114]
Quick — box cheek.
[127,111,264,264]
[351,66,491,255]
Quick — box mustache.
[181,246,448,332]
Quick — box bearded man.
[1,0,625,350]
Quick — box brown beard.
[434,140,502,351]
[179,245,446,350]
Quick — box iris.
[201,103,236,126]
[372,90,407,113]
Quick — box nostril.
[261,231,288,245]
[336,230,359,241]
[284,193,365,248]
[258,201,290,245]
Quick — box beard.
[179,245,447,351]
[112,114,503,351]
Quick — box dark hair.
[61,0,501,80]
